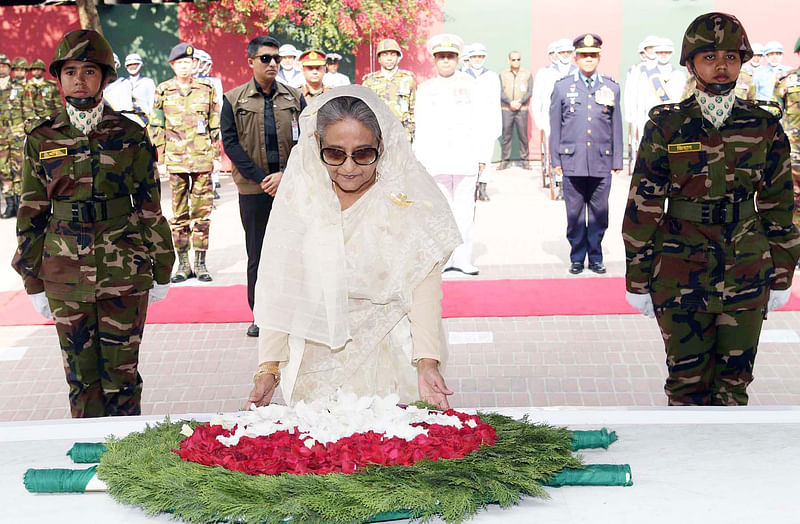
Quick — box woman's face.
[692,50,741,87]
[320,117,380,199]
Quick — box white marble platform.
[2,407,799,523]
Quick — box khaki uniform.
[12,106,175,416]
[772,67,800,230]
[0,78,25,198]
[362,69,416,140]
[150,78,220,252]
[25,77,61,120]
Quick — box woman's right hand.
[248,374,278,407]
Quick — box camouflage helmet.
[0,54,10,66]
[680,12,752,66]
[12,57,29,69]
[49,29,117,82]
[376,38,403,58]
[29,58,47,70]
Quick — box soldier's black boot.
[1,196,15,219]
[194,250,213,282]
[171,251,194,283]
[477,182,490,201]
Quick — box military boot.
[194,250,213,282]
[170,251,194,283]
[1,196,16,219]
[477,182,490,202]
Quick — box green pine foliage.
[96,413,582,523]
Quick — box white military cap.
[279,44,298,57]
[653,38,674,53]
[427,33,464,56]
[325,52,343,61]
[764,41,783,54]
[751,42,765,55]
[552,38,575,53]
[113,53,120,67]
[547,41,559,54]
[468,42,488,57]
[641,35,661,49]
[195,49,212,63]
[125,53,143,65]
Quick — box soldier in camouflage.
[24,59,61,121]
[11,57,29,83]
[0,53,25,218]
[772,36,800,243]
[622,12,800,406]
[11,30,175,417]
[150,42,220,283]
[362,38,416,142]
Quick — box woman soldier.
[12,30,175,417]
[622,13,800,406]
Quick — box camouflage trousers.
[0,136,9,196]
[655,307,764,406]
[169,171,213,252]
[792,160,799,231]
[4,141,23,197]
[49,292,149,418]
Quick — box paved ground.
[1,162,799,421]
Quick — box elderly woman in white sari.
[248,85,462,410]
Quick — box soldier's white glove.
[767,288,792,312]
[625,291,655,318]
[29,291,53,320]
[148,283,170,305]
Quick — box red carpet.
[1,278,799,326]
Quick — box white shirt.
[464,67,501,164]
[414,72,481,176]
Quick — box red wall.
[0,5,81,78]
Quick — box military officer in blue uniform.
[549,33,622,274]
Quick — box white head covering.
[254,84,461,355]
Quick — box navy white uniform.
[549,69,622,266]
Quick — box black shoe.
[214,189,221,200]
[569,262,584,274]
[497,161,509,170]
[588,262,606,274]
[477,182,490,201]
[246,323,260,337]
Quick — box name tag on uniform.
[566,92,579,99]
[39,147,68,160]
[197,118,206,134]
[668,142,701,154]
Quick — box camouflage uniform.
[11,30,175,418]
[0,54,25,209]
[772,67,800,231]
[24,59,61,120]
[623,13,800,406]
[150,77,220,257]
[734,66,757,101]
[7,58,29,200]
[362,69,416,141]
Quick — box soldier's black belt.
[51,196,133,223]
[667,198,756,225]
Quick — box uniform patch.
[788,86,800,94]
[39,147,68,160]
[667,142,701,154]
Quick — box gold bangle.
[253,364,281,385]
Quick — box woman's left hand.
[417,358,454,410]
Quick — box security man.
[24,58,61,120]
[773,36,800,239]
[150,42,220,283]
[0,53,25,218]
[298,49,328,98]
[362,38,417,141]
[12,30,174,417]
[550,33,623,275]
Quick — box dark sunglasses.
[257,54,282,64]
[320,146,380,166]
